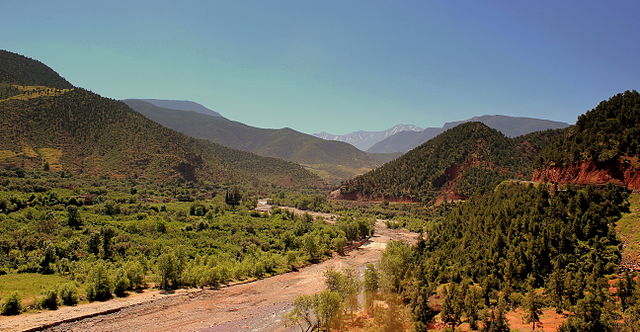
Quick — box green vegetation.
[618,193,640,270]
[367,182,634,330]
[1,292,22,315]
[339,122,563,203]
[284,268,362,331]
[0,170,372,314]
[538,90,640,166]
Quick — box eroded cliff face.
[533,157,640,190]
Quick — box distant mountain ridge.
[367,115,570,153]
[314,124,423,151]
[124,99,398,183]
[141,99,222,117]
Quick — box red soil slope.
[533,157,640,190]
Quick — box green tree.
[60,284,78,306]
[523,285,544,331]
[616,271,636,311]
[225,188,242,208]
[39,245,56,274]
[315,290,343,332]
[157,252,182,290]
[481,297,510,332]
[283,294,317,332]
[114,269,130,297]
[66,205,82,228]
[441,284,463,328]
[38,289,59,310]
[100,227,116,260]
[86,262,113,302]
[379,241,412,293]
[364,264,380,293]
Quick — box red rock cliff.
[532,157,640,190]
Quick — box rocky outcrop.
[533,157,640,190]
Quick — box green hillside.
[0,51,320,188]
[123,99,396,182]
[537,90,640,166]
[337,122,563,203]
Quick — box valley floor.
[0,219,417,332]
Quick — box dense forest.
[371,182,637,330]
[537,90,640,166]
[338,122,563,203]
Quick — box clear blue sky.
[2,1,639,134]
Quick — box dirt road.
[4,218,416,332]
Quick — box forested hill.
[0,50,321,187]
[334,122,563,203]
[534,90,640,189]
[0,50,73,89]
[124,99,396,182]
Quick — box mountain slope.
[123,99,396,182]
[367,115,569,153]
[0,50,73,89]
[0,50,320,187]
[313,124,423,151]
[140,99,222,117]
[534,90,640,189]
[334,122,563,203]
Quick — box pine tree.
[523,285,543,331]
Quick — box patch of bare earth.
[2,218,416,332]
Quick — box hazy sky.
[2,1,639,134]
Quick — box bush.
[124,261,146,290]
[86,263,113,302]
[1,293,22,315]
[39,289,59,310]
[114,270,130,297]
[60,284,79,306]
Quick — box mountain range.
[367,115,570,153]
[333,122,565,203]
[313,124,423,151]
[123,99,398,183]
[0,50,321,188]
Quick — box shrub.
[60,284,79,306]
[124,261,146,291]
[86,263,113,302]
[114,270,130,297]
[1,293,22,315]
[39,289,59,310]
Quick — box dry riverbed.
[1,210,417,332]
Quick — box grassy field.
[0,273,76,307]
[618,193,640,267]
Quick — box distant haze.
[314,124,423,151]
[140,99,222,117]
